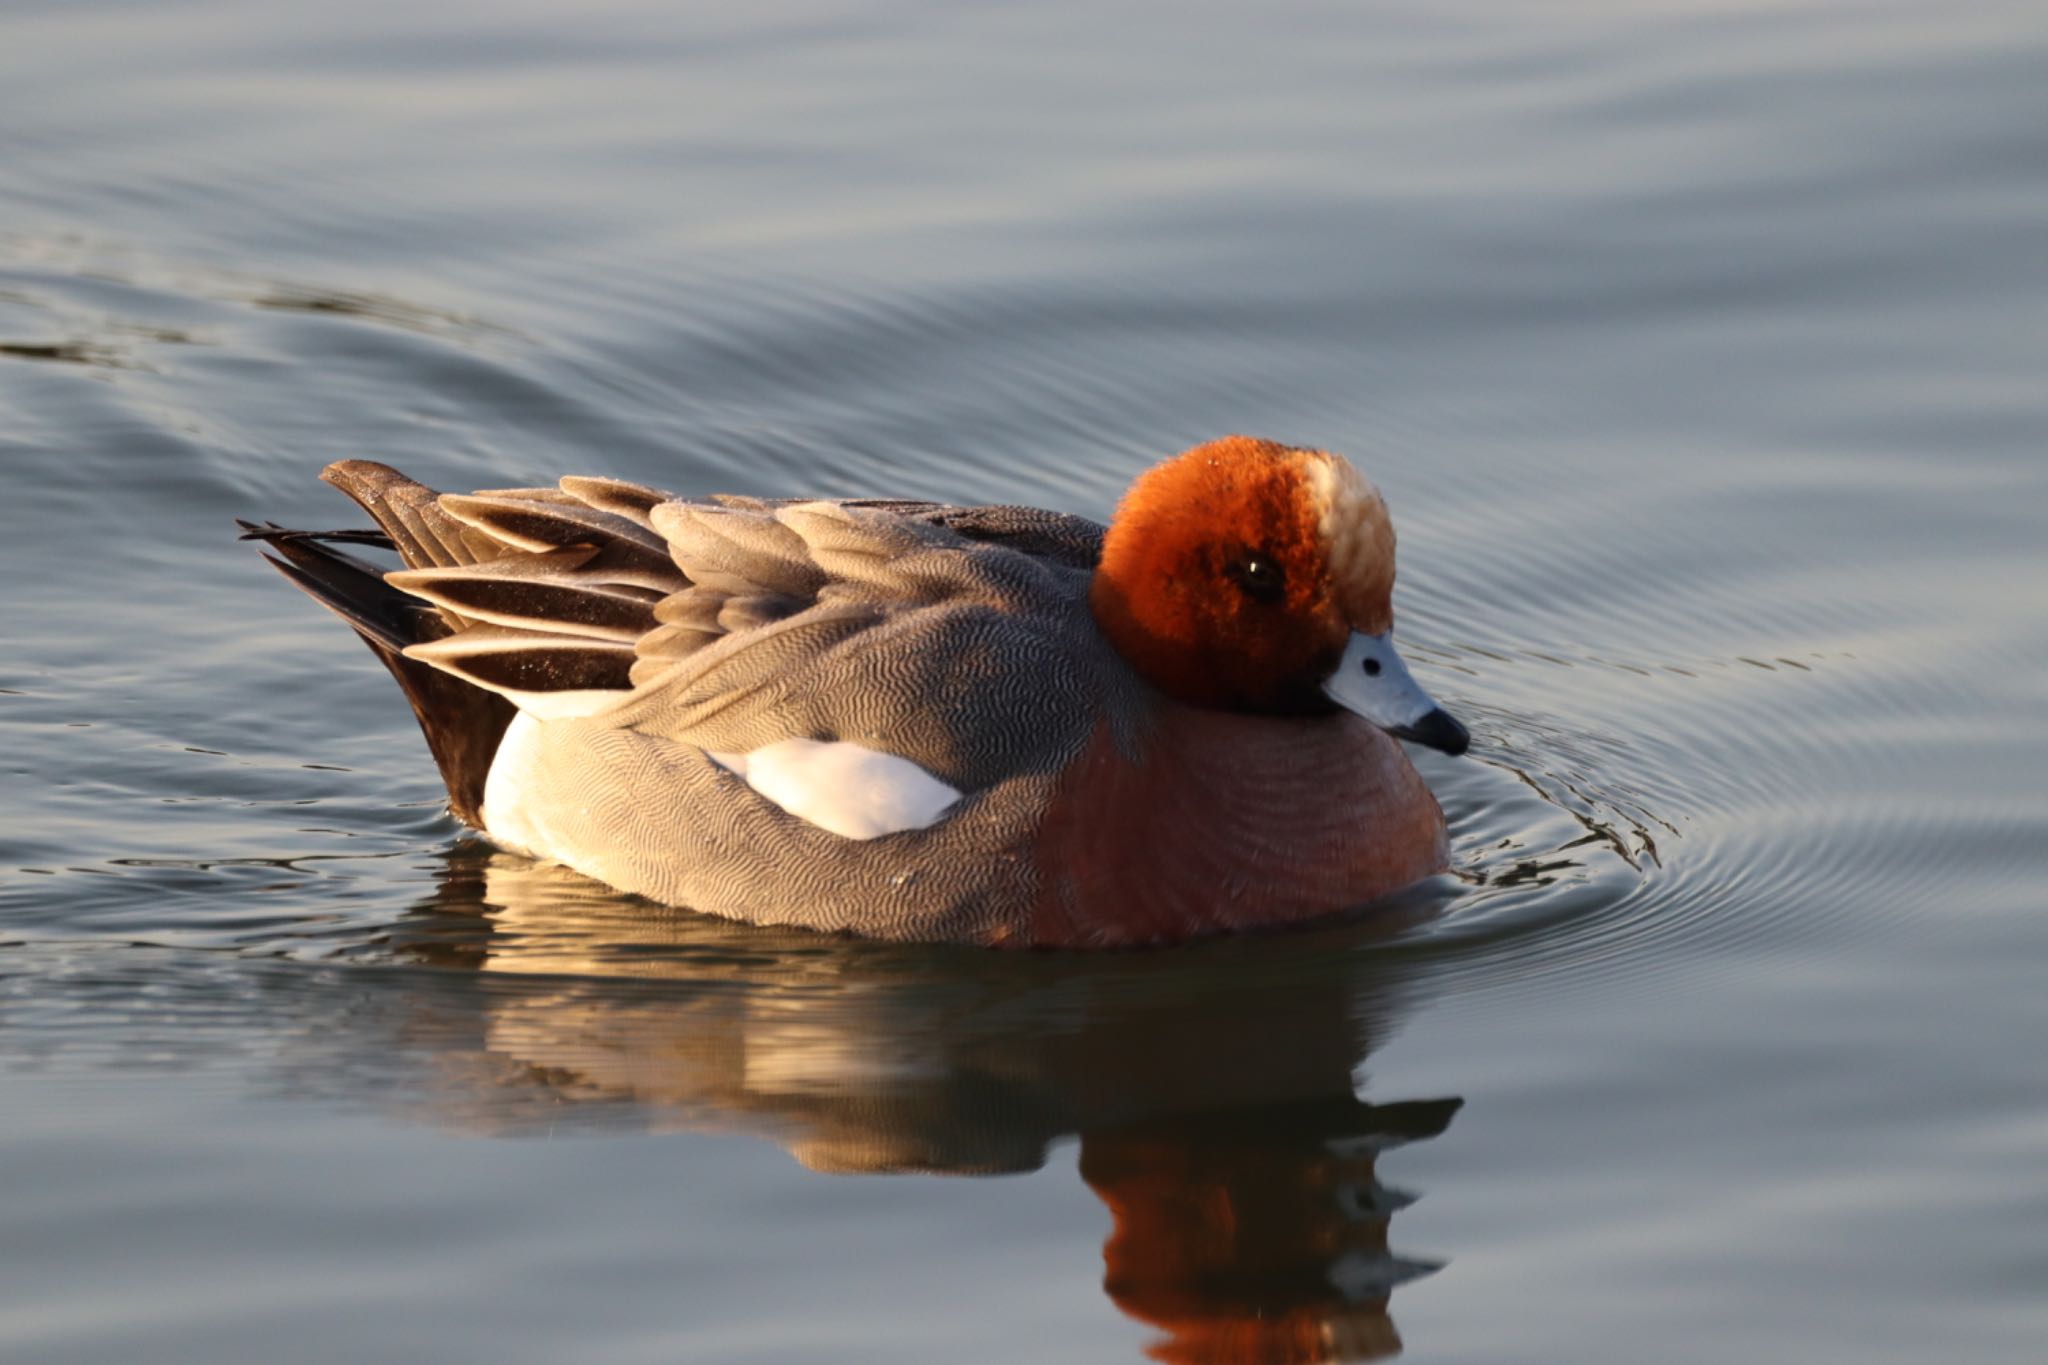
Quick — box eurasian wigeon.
[244,436,1469,947]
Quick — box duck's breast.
[1026,706,1448,946]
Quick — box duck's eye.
[1227,552,1286,604]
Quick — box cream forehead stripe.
[1301,451,1395,622]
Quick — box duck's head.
[1090,435,1469,755]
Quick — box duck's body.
[247,437,1466,947]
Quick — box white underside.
[479,710,552,856]
[480,713,963,852]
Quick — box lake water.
[3,1,2045,1360]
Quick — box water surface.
[4,1,2046,1361]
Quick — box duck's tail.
[239,460,516,827]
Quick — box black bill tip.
[1393,707,1470,757]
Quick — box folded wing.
[262,460,1116,800]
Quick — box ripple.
[0,339,134,369]
[245,283,517,344]
[0,230,517,361]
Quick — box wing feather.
[648,501,827,598]
[439,490,672,568]
[389,549,664,642]
[405,625,637,712]
[557,475,673,529]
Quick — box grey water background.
[3,0,2045,1360]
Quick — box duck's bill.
[1323,631,1471,756]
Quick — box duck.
[242,435,1470,948]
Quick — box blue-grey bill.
[1322,630,1470,756]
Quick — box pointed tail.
[239,461,516,827]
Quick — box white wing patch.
[709,739,963,840]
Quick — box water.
[3,0,2045,1359]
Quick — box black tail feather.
[241,521,419,653]
[238,521,397,552]
[241,517,515,828]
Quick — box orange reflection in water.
[1087,1097,1455,1364]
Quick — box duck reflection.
[382,847,1462,1362]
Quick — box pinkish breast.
[1023,705,1448,947]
